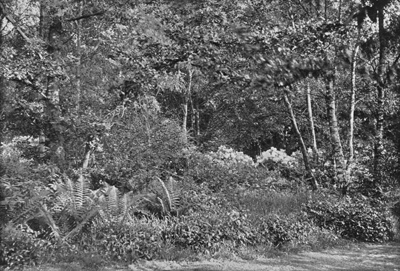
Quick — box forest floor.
[20,242,400,271]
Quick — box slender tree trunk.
[190,95,195,137]
[325,76,346,191]
[195,95,200,140]
[306,80,318,160]
[338,0,342,23]
[347,44,359,173]
[373,5,386,186]
[42,6,65,169]
[182,101,188,143]
[283,87,318,190]
[0,5,6,226]
[75,1,83,113]
[0,6,5,146]
[182,70,193,144]
[39,2,44,39]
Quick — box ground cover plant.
[1,142,398,269]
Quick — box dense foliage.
[1,0,400,269]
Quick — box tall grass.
[233,188,310,219]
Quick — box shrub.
[0,224,57,268]
[86,220,167,262]
[206,146,255,167]
[162,211,258,253]
[305,195,394,242]
[256,147,297,168]
[184,146,266,191]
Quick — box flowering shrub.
[205,146,255,168]
[184,146,265,191]
[256,147,297,168]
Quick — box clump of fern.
[142,177,181,217]
[96,182,141,225]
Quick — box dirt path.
[22,242,400,271]
[128,243,400,271]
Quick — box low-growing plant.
[305,195,394,242]
[184,146,266,191]
[0,223,58,268]
[233,188,310,218]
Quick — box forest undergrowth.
[1,144,399,270]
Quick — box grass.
[230,187,310,218]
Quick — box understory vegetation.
[2,0,400,270]
[0,142,399,269]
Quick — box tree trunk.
[75,1,83,113]
[182,101,188,144]
[283,87,318,190]
[306,80,318,160]
[0,6,5,146]
[190,94,195,138]
[181,70,193,144]
[347,44,359,174]
[42,6,66,170]
[373,5,386,186]
[195,95,200,140]
[325,76,346,191]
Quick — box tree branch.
[0,2,30,42]
[66,11,106,22]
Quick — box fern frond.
[59,176,76,215]
[155,177,171,212]
[166,177,180,211]
[38,204,61,240]
[63,206,99,241]
[106,185,120,215]
[157,196,166,215]
[119,191,134,224]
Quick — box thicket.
[0,139,398,269]
[2,0,400,270]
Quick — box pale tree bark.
[306,80,318,161]
[325,76,346,191]
[181,70,193,144]
[75,0,83,113]
[347,43,360,176]
[195,95,200,140]
[283,87,318,190]
[190,95,195,139]
[373,4,386,186]
[0,5,5,146]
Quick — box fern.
[53,175,98,236]
[156,177,172,212]
[143,176,181,217]
[96,183,139,225]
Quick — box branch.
[391,51,400,68]
[0,2,31,42]
[66,11,106,22]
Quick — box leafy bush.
[205,146,255,167]
[162,210,259,253]
[184,146,267,191]
[305,195,394,242]
[83,220,167,262]
[256,147,298,168]
[96,98,186,192]
[256,147,303,180]
[0,224,56,268]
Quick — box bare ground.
[20,242,400,271]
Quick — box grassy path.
[22,242,400,271]
[129,243,400,271]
